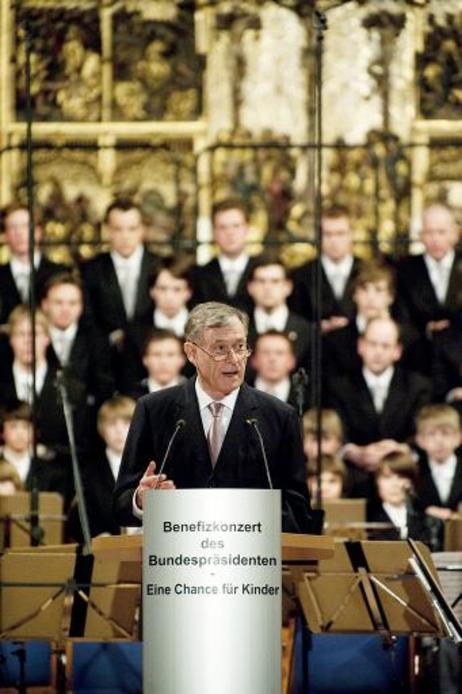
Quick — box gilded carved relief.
[113,7,203,121]
[417,11,462,119]
[16,7,101,122]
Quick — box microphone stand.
[291,368,309,434]
[55,371,92,556]
[24,19,42,547]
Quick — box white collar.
[106,448,122,481]
[428,453,457,477]
[424,249,455,272]
[195,377,240,413]
[13,359,47,380]
[49,323,78,343]
[363,365,394,389]
[254,376,291,402]
[321,254,354,276]
[254,305,289,332]
[218,253,249,273]
[154,307,189,336]
[356,313,367,334]
[147,376,182,393]
[10,253,41,274]
[110,245,144,268]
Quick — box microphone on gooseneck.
[246,417,273,490]
[153,419,186,489]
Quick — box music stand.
[0,493,64,550]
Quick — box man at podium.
[113,301,312,532]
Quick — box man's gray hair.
[185,302,249,343]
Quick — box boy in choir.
[68,395,136,540]
[414,404,462,521]
[0,400,68,501]
[123,256,193,384]
[307,455,346,502]
[190,198,260,311]
[41,272,115,408]
[323,263,420,380]
[250,331,309,410]
[367,451,438,545]
[302,408,344,462]
[0,202,67,324]
[246,257,310,369]
[126,329,186,399]
[290,204,362,330]
[0,306,87,459]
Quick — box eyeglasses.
[190,341,252,362]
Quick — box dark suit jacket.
[322,316,423,382]
[416,454,462,511]
[327,367,431,445]
[397,253,462,334]
[0,257,68,324]
[289,256,362,321]
[80,248,159,334]
[68,450,121,540]
[0,365,87,456]
[432,323,462,402]
[113,378,311,531]
[47,323,115,407]
[247,310,311,370]
[366,500,439,546]
[190,256,260,312]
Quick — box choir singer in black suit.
[113,302,312,532]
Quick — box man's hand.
[426,320,449,335]
[321,316,349,334]
[135,461,176,509]
[425,505,453,521]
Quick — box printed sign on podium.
[143,489,282,694]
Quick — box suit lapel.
[416,256,439,308]
[214,383,258,470]
[447,457,462,508]
[380,370,403,433]
[104,255,126,317]
[210,259,228,297]
[134,248,151,318]
[178,379,212,474]
[445,254,462,309]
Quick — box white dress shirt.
[254,376,291,403]
[254,305,289,334]
[106,448,122,482]
[382,502,408,539]
[218,253,249,296]
[147,377,182,393]
[111,245,144,319]
[321,254,354,299]
[2,446,31,483]
[13,360,48,403]
[10,253,41,302]
[49,323,78,365]
[429,454,457,504]
[154,307,188,337]
[424,250,454,304]
[362,366,394,413]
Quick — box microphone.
[246,418,273,489]
[153,419,186,488]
